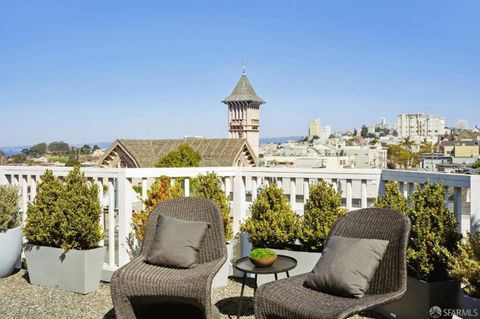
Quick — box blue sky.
[1,0,479,146]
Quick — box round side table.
[233,255,297,318]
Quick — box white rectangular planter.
[25,244,105,294]
[256,249,322,286]
[212,243,233,288]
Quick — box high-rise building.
[396,113,445,140]
[453,119,469,131]
[308,119,321,138]
[222,66,265,158]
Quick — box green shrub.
[298,180,347,252]
[374,181,411,215]
[448,232,480,298]
[192,172,233,241]
[249,248,277,259]
[0,185,21,232]
[241,183,298,248]
[375,181,459,282]
[24,167,104,251]
[131,176,183,240]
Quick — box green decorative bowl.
[248,248,278,268]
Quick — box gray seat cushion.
[145,215,210,268]
[304,235,389,298]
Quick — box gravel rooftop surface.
[0,270,385,319]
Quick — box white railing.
[1,165,479,279]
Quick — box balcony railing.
[1,165,479,279]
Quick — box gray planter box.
[0,226,23,278]
[256,249,322,286]
[375,276,459,319]
[25,244,105,294]
[457,290,480,318]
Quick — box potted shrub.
[192,172,234,288]
[293,180,347,275]
[448,232,480,313]
[23,167,105,294]
[241,183,299,285]
[131,176,183,242]
[375,181,460,319]
[0,185,22,277]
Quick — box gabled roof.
[222,74,265,104]
[457,130,480,141]
[98,138,257,167]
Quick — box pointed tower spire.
[222,68,265,160]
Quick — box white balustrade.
[0,165,477,279]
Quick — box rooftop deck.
[0,269,382,319]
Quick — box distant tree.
[80,144,92,155]
[360,125,368,138]
[366,133,376,139]
[370,138,379,145]
[12,154,27,164]
[92,145,100,152]
[29,143,48,156]
[65,157,81,167]
[400,137,415,151]
[353,128,358,136]
[155,143,201,168]
[387,144,418,169]
[48,141,70,155]
[419,140,433,154]
[472,161,480,169]
[0,148,4,157]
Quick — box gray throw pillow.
[304,235,389,298]
[144,215,210,269]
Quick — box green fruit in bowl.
[249,248,277,267]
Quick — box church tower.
[222,65,265,158]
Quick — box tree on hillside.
[29,143,48,156]
[80,144,92,155]
[92,145,100,152]
[387,144,418,169]
[155,143,201,168]
[400,137,415,151]
[360,125,368,138]
[0,148,4,157]
[48,141,70,155]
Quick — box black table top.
[234,255,297,274]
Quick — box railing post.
[184,178,190,197]
[290,178,296,210]
[108,181,116,267]
[21,176,28,223]
[141,178,148,210]
[117,170,132,267]
[96,180,105,247]
[250,177,258,202]
[361,180,368,208]
[470,176,480,233]
[453,187,463,234]
[233,171,246,234]
[346,179,353,210]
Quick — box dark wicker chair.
[111,197,227,319]
[255,208,411,319]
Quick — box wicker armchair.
[111,197,227,319]
[255,208,411,319]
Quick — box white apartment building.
[396,113,445,141]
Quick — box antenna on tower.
[242,63,246,75]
